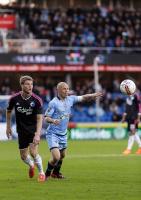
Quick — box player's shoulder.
[32,93,43,106]
[48,97,62,108]
[134,94,139,99]
[67,95,78,101]
[10,92,21,101]
[68,95,77,98]
[132,94,138,101]
[50,97,58,105]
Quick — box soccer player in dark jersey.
[122,94,141,155]
[6,75,45,182]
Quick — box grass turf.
[0,140,141,200]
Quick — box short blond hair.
[57,82,68,90]
[20,75,33,85]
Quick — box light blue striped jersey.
[45,95,80,135]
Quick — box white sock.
[127,135,134,150]
[34,154,44,174]
[134,133,141,148]
[23,155,34,167]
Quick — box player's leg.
[51,134,67,178]
[20,148,34,167]
[123,121,135,155]
[45,133,61,179]
[20,148,35,178]
[134,124,141,154]
[51,148,66,178]
[45,147,61,179]
[18,133,35,178]
[29,143,45,182]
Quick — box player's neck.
[21,91,32,99]
[57,95,65,101]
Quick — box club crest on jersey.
[30,101,35,107]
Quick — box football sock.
[45,162,54,177]
[127,135,134,150]
[134,133,141,148]
[33,154,44,174]
[23,155,34,167]
[53,160,63,174]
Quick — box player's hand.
[121,119,125,123]
[33,134,40,145]
[6,127,12,139]
[136,119,140,124]
[93,92,103,99]
[52,119,60,125]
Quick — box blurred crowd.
[0,4,141,123]
[1,6,141,48]
[1,76,140,123]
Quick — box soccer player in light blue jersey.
[44,82,103,179]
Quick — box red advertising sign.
[0,15,16,29]
[0,65,141,72]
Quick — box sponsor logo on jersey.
[17,107,33,115]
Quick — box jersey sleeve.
[7,97,15,111]
[45,101,55,117]
[36,99,43,114]
[135,95,140,112]
[69,95,80,105]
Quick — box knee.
[20,154,27,161]
[52,154,60,164]
[30,152,37,159]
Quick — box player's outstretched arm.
[6,110,12,139]
[81,92,103,102]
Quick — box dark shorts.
[18,132,35,149]
[127,119,138,132]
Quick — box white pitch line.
[67,154,141,158]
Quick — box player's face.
[22,80,33,95]
[59,84,69,99]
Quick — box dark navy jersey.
[7,92,43,134]
[125,94,140,121]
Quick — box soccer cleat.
[136,148,141,155]
[38,173,46,182]
[29,165,35,178]
[51,172,65,179]
[122,149,131,155]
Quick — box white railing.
[1,39,50,53]
[0,39,141,53]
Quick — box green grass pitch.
[0,140,141,200]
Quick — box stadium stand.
[0,6,141,48]
[0,0,141,123]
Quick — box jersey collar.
[20,92,32,100]
[57,95,67,101]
